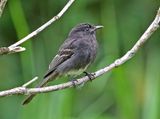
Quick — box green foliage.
[0,0,160,119]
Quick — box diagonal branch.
[0,0,75,55]
[0,7,160,97]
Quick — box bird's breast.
[66,64,89,76]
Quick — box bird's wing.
[49,49,74,69]
[44,41,75,78]
[44,36,85,78]
[49,38,79,69]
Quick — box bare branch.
[0,46,25,55]
[8,0,75,49]
[0,0,7,17]
[0,0,75,55]
[0,7,160,97]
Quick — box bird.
[22,23,103,105]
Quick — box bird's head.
[69,23,103,37]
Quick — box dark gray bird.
[22,23,103,105]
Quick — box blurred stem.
[114,67,137,119]
[8,0,35,81]
[79,92,113,119]
[143,48,160,119]
[100,0,119,59]
[58,90,75,119]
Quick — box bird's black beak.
[95,25,104,30]
[91,25,103,33]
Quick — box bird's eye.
[85,27,89,31]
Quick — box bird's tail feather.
[22,71,58,105]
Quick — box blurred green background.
[0,0,160,119]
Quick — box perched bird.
[22,23,103,105]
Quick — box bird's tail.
[22,71,58,105]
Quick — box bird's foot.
[83,72,95,81]
[71,79,78,88]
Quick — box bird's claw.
[71,79,78,88]
[83,72,95,81]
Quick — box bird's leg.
[83,71,95,81]
[68,75,79,88]
[71,79,78,88]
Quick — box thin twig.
[0,0,7,17]
[0,0,75,55]
[0,7,159,97]
[22,77,38,87]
